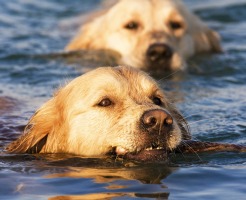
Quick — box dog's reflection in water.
[46,160,174,200]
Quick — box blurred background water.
[0,0,245,199]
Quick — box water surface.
[0,0,245,199]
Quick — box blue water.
[0,0,245,199]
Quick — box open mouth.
[112,145,169,162]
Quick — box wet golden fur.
[66,0,221,70]
[6,66,190,156]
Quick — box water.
[0,0,245,199]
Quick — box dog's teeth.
[116,146,128,155]
[145,146,165,151]
[146,147,153,151]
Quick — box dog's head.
[7,66,190,161]
[66,0,221,71]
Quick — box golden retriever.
[6,66,190,161]
[6,66,246,160]
[66,0,221,71]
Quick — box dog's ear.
[189,15,222,53]
[193,27,222,53]
[6,97,62,154]
[65,17,106,51]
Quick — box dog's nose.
[146,43,173,63]
[141,109,173,134]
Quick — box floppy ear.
[189,15,222,53]
[193,27,222,53]
[65,16,106,51]
[6,96,64,154]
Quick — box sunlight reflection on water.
[0,0,245,199]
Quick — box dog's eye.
[98,98,112,107]
[124,21,139,30]
[153,97,162,106]
[169,21,182,30]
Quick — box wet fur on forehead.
[64,66,164,105]
[109,66,162,98]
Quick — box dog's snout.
[141,109,173,134]
[146,43,173,63]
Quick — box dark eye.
[169,21,182,30]
[153,97,162,106]
[98,98,112,107]
[124,21,139,30]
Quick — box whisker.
[182,113,202,120]
[175,146,187,160]
[186,135,200,141]
[180,141,203,161]
[190,126,218,134]
[158,69,182,82]
[188,117,219,126]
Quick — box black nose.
[146,43,173,63]
[141,109,173,134]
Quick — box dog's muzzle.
[146,43,173,70]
